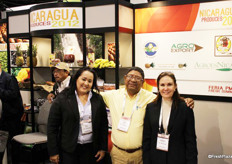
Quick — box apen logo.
[171,43,203,52]
[144,42,157,57]
[195,62,232,71]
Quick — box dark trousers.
[61,143,96,164]
[0,117,23,164]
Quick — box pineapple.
[15,46,24,67]
[27,44,37,67]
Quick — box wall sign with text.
[30,7,83,32]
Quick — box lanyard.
[121,89,141,119]
[158,101,171,135]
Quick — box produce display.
[11,68,21,77]
[0,23,7,43]
[9,38,29,67]
[107,43,116,62]
[15,46,24,67]
[16,68,30,82]
[0,51,8,72]
[26,44,38,67]
[93,59,115,69]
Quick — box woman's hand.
[185,98,194,109]
[95,150,105,162]
[50,154,59,164]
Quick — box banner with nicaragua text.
[135,1,232,97]
[30,7,83,32]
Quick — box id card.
[117,116,131,132]
[80,119,92,135]
[156,133,170,152]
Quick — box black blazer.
[143,100,198,164]
[0,71,24,138]
[0,71,24,118]
[47,88,108,156]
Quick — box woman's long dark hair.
[68,67,99,95]
[153,72,184,108]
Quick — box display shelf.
[33,66,51,68]
[10,66,30,68]
[19,88,31,91]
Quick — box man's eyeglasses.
[53,69,63,74]
[125,74,143,81]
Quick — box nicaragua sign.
[30,7,83,31]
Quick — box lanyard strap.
[122,89,141,119]
[158,101,171,134]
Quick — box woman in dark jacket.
[47,67,108,164]
[142,72,197,164]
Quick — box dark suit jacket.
[143,99,198,164]
[0,71,24,138]
[47,88,108,156]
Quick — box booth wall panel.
[9,15,29,34]
[32,37,51,67]
[105,32,132,67]
[119,5,133,30]
[86,5,115,29]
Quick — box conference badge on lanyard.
[117,89,141,133]
[156,101,171,152]
[156,133,170,152]
[117,116,131,132]
[80,119,92,135]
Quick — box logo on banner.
[171,43,203,53]
[178,63,187,68]
[195,62,232,71]
[215,35,232,56]
[144,42,157,57]
[208,85,232,93]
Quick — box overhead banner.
[30,7,83,32]
[135,1,232,33]
[135,1,232,97]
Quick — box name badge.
[80,119,92,135]
[117,116,131,132]
[156,133,170,152]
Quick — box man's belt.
[113,144,141,153]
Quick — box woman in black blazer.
[142,72,197,164]
[47,67,108,164]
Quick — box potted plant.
[27,44,38,67]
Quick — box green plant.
[53,34,64,51]
[87,34,103,59]
[0,51,8,72]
